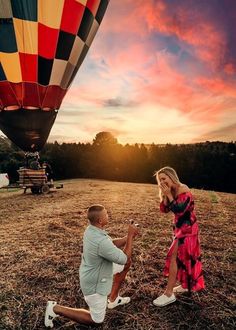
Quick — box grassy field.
[0,179,235,330]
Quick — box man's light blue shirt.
[79,225,127,296]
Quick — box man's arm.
[98,238,128,265]
[112,236,127,248]
[98,225,139,265]
[123,225,139,261]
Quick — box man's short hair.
[87,204,105,224]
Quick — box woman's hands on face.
[160,183,172,196]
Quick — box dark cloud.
[103,97,137,107]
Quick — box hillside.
[0,180,235,329]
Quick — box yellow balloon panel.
[38,0,65,29]
[76,0,87,5]
[0,52,22,83]
[13,18,38,54]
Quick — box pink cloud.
[102,0,151,36]
[142,1,227,70]
[224,62,236,75]
[102,0,228,71]
[196,77,236,99]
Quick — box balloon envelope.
[0,0,109,151]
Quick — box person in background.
[29,155,40,170]
[43,162,53,183]
[153,166,205,307]
[44,204,139,327]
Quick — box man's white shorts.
[84,263,125,323]
[84,293,107,323]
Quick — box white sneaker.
[173,285,188,293]
[44,301,58,328]
[153,294,176,307]
[107,296,131,309]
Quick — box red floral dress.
[160,192,205,292]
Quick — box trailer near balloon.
[17,167,62,194]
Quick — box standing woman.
[153,167,205,307]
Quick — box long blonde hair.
[155,166,181,201]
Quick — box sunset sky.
[50,0,236,145]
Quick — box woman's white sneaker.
[44,301,58,328]
[153,294,176,307]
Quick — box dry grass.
[0,179,235,330]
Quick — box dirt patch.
[0,179,235,329]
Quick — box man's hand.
[128,224,139,238]
[123,224,140,260]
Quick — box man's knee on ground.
[85,293,106,325]
[91,313,105,324]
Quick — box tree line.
[0,132,235,193]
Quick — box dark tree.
[93,132,118,146]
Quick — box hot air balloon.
[0,0,109,152]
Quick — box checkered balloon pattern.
[0,0,109,109]
[0,0,109,151]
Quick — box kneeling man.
[45,204,139,327]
